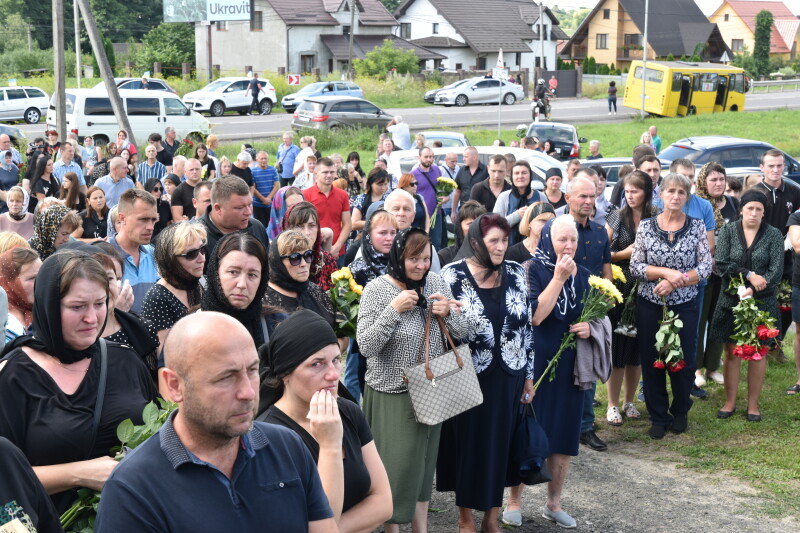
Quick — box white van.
[46,88,211,143]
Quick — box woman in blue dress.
[438,213,534,533]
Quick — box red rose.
[733,346,744,358]
[653,360,666,369]
[742,344,757,357]
[779,305,792,312]
[758,345,769,356]
[757,325,769,340]
[766,328,780,339]
[668,360,686,373]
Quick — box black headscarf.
[201,236,269,347]
[736,189,770,273]
[268,239,330,320]
[351,209,391,283]
[386,227,430,306]
[11,250,108,364]
[453,213,507,287]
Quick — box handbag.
[403,309,483,426]
[275,146,290,175]
[510,402,552,486]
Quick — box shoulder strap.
[88,339,108,458]
[419,170,438,190]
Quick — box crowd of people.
[0,123,798,533]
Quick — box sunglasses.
[410,181,418,186]
[281,250,314,266]
[177,244,207,260]
[152,186,163,192]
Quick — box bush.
[353,39,420,78]
[0,48,52,77]
[132,22,195,72]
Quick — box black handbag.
[511,402,552,485]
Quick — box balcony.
[618,47,643,60]
[571,45,587,59]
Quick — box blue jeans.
[580,381,597,433]
[343,338,366,403]
[608,97,617,112]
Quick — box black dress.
[78,209,108,240]
[606,207,641,368]
[153,198,173,239]
[258,398,373,513]
[0,343,158,512]
[141,283,189,333]
[505,241,534,264]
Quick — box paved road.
[15,91,800,142]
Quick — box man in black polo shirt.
[170,158,203,220]
[95,312,336,533]
[452,146,488,222]
[470,154,510,212]
[148,132,173,171]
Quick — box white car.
[434,77,524,107]
[0,86,49,124]
[183,77,277,117]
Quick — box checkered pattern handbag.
[403,310,484,425]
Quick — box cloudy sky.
[543,0,800,16]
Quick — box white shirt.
[387,123,411,150]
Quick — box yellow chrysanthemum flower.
[331,271,341,282]
[611,264,627,284]
[354,285,363,295]
[340,267,352,279]
[589,275,624,304]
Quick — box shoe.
[592,400,601,408]
[717,408,736,419]
[770,347,788,364]
[649,425,666,439]
[501,508,522,527]
[747,413,762,422]
[245,112,252,116]
[707,371,724,385]
[606,406,623,426]
[670,415,688,434]
[623,402,641,419]
[694,373,707,387]
[542,506,576,529]
[608,112,612,115]
[786,383,800,395]
[637,381,645,402]
[690,385,708,399]
[580,430,607,451]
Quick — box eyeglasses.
[152,187,163,192]
[409,181,418,186]
[177,244,207,260]
[281,250,314,266]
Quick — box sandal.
[606,406,623,426]
[787,384,800,395]
[623,402,641,419]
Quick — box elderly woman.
[709,190,782,422]
[0,186,34,239]
[384,189,443,273]
[0,250,157,513]
[257,310,393,533]
[398,172,430,231]
[515,215,591,529]
[357,228,467,533]
[438,214,534,533]
[630,173,712,439]
[0,247,40,343]
[293,135,317,176]
[493,161,544,245]
[283,201,338,291]
[30,204,82,260]
[505,202,556,263]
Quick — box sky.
[543,0,800,16]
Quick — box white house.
[393,0,567,71]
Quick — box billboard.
[164,0,251,23]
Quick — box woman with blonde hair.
[505,202,556,263]
[0,188,34,240]
[0,230,30,254]
[218,156,233,177]
[293,136,317,176]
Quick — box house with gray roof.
[393,0,567,71]
[195,0,443,76]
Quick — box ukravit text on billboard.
[164,0,251,22]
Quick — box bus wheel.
[729,105,739,112]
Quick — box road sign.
[492,67,509,81]
[287,74,301,85]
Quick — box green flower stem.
[533,331,574,391]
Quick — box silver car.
[291,96,389,131]
[434,77,524,107]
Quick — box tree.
[353,39,420,78]
[132,22,195,71]
[754,10,773,77]
[379,0,400,12]
[92,35,116,76]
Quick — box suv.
[659,136,800,183]
[526,122,587,159]
[183,77,277,117]
[0,86,49,124]
[291,96,389,131]
[92,78,178,93]
[281,81,362,113]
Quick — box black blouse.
[259,398,373,513]
[0,343,158,512]
[141,283,189,333]
[263,283,335,327]
[78,209,108,239]
[505,241,534,264]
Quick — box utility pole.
[76,0,136,147]
[347,0,355,79]
[539,2,544,71]
[53,0,67,140]
[640,0,649,118]
[27,25,32,52]
[74,0,82,87]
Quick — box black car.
[526,122,587,160]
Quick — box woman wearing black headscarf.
[144,178,172,239]
[493,161,545,245]
[283,201,338,291]
[437,213,535,533]
[0,250,157,513]
[356,228,467,533]
[201,232,269,347]
[257,310,392,533]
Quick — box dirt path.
[416,440,798,532]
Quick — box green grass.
[594,333,800,518]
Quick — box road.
[15,90,800,142]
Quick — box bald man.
[96,312,337,533]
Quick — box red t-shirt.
[304,184,350,255]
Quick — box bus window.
[634,66,664,83]
[699,73,718,91]
[671,73,682,91]
[732,73,745,93]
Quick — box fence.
[751,79,800,92]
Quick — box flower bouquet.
[533,275,622,390]
[329,267,362,338]
[61,399,178,532]
[613,281,639,337]
[429,176,458,230]
[778,279,792,312]
[653,296,685,372]
[729,274,779,361]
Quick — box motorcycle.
[531,95,551,122]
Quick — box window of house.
[603,8,610,19]
[216,21,227,31]
[596,34,608,49]
[624,34,642,47]
[515,52,521,65]
[432,23,439,34]
[724,14,729,21]
[477,57,487,70]
[301,55,315,73]
[250,11,263,31]
[400,23,411,38]
[455,63,463,70]
[732,39,744,52]
[343,25,350,35]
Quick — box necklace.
[53,356,89,373]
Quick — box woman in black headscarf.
[144,178,172,239]
[438,200,487,267]
[257,310,392,533]
[356,228,468,532]
[0,250,157,513]
[494,161,545,245]
[202,232,269,347]
[437,213,535,533]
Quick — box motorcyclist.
[535,78,548,101]
[533,78,550,119]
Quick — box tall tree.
[754,10,772,77]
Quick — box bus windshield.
[633,67,664,83]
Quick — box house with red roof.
[709,0,799,60]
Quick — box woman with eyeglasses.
[283,202,338,291]
[399,173,430,232]
[74,186,109,242]
[144,178,172,239]
[264,229,335,330]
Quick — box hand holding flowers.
[429,176,457,229]
[329,267,362,338]
[729,274,779,361]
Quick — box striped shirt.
[137,161,167,185]
[52,160,85,185]
[251,164,278,208]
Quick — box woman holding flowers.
[438,213,534,533]
[709,190,782,422]
[283,202,338,291]
[630,173,712,439]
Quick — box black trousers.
[637,295,698,427]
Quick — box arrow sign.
[287,74,301,85]
[496,48,504,68]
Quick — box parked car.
[423,79,472,104]
[92,78,178,94]
[659,136,800,184]
[0,86,49,124]
[291,96,389,131]
[581,157,670,186]
[281,81,362,113]
[526,122,587,159]
[434,77,524,107]
[418,130,470,148]
[0,124,27,147]
[183,77,277,117]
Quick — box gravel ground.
[408,439,799,533]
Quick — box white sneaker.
[707,371,724,384]
[608,112,612,115]
[694,373,707,387]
